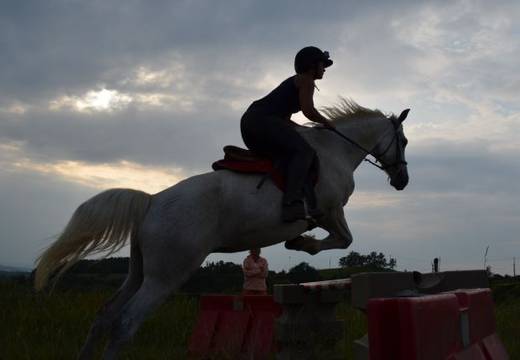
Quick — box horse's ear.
[398,109,410,123]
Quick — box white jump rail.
[300,278,352,291]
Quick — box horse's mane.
[320,98,386,124]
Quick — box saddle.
[212,146,285,190]
[212,145,318,192]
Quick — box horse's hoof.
[284,236,304,250]
[285,235,320,255]
[303,246,320,256]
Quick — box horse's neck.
[296,116,388,202]
[333,115,390,169]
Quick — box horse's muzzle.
[390,166,409,190]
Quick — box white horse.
[34,100,410,359]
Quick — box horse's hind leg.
[78,244,144,360]
[102,249,207,360]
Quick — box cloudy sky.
[1,0,519,275]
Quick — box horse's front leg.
[316,205,353,251]
[284,206,353,255]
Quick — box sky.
[1,0,519,275]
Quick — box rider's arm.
[298,76,335,128]
[260,258,268,278]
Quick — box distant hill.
[0,265,31,273]
[0,265,31,279]
[318,265,394,280]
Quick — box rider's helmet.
[294,46,333,74]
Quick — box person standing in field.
[242,248,269,295]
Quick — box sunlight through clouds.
[49,88,133,113]
[48,87,196,112]
[12,158,185,194]
[133,65,184,88]
[134,93,194,111]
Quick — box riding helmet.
[294,46,333,74]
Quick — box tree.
[366,251,386,268]
[339,251,364,267]
[339,251,397,270]
[201,261,242,274]
[288,262,320,284]
[181,261,244,293]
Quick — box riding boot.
[304,179,323,220]
[282,156,309,223]
[303,155,323,220]
[282,178,306,222]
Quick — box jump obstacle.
[188,270,509,359]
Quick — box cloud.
[0,164,98,267]
[49,89,133,113]
[1,0,519,275]
[14,158,185,194]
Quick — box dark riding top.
[240,74,317,212]
[247,76,300,119]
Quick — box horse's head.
[318,100,410,190]
[373,109,410,191]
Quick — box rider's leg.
[281,139,315,221]
[261,120,316,221]
[241,112,316,222]
[303,154,323,219]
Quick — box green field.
[1,279,519,359]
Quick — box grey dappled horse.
[34,100,410,359]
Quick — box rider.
[240,46,335,222]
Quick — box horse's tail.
[34,188,152,291]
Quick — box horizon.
[0,253,512,277]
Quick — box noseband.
[328,117,407,172]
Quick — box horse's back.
[141,169,302,251]
[146,170,270,229]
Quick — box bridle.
[328,115,408,172]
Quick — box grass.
[496,301,520,356]
[1,280,519,359]
[337,302,368,358]
[0,280,198,359]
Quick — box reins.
[256,114,408,190]
[326,118,407,171]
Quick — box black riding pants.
[240,110,316,205]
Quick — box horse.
[34,99,410,359]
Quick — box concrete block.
[274,284,307,304]
[417,270,489,294]
[351,270,489,310]
[351,272,415,310]
[274,283,347,359]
